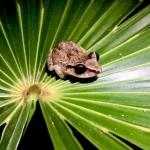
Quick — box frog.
[47,41,102,79]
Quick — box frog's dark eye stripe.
[88,52,99,61]
[75,64,86,74]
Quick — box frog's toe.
[47,64,53,71]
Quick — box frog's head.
[65,52,102,78]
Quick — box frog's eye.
[75,64,86,74]
[88,52,99,61]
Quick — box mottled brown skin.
[47,41,102,79]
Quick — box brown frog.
[47,41,102,79]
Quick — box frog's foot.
[47,63,54,71]
[47,52,54,71]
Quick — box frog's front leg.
[54,65,66,79]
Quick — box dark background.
[18,102,99,150]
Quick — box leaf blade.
[40,100,83,150]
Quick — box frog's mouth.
[76,69,100,78]
[66,68,101,78]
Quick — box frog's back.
[52,41,87,65]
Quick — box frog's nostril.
[93,67,102,74]
[98,67,102,73]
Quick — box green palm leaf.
[0,0,150,149]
